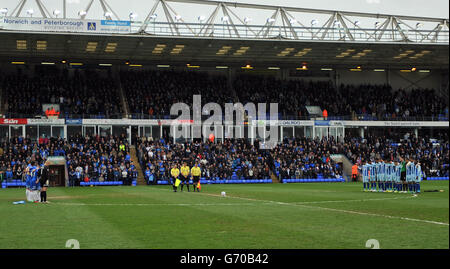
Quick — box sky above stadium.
[1,0,448,22]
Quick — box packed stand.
[0,69,123,118]
[136,137,343,184]
[119,69,448,121]
[120,70,231,119]
[339,84,448,121]
[135,132,448,184]
[342,131,449,177]
[0,134,138,185]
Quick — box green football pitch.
[0,181,448,249]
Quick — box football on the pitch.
[221,191,226,197]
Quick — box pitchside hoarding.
[1,17,131,34]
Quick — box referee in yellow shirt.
[191,162,201,192]
[170,163,180,192]
[180,162,190,192]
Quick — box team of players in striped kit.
[361,158,423,193]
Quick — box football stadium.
[0,0,449,253]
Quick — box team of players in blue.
[361,159,422,193]
[24,162,41,202]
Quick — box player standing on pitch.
[362,161,370,192]
[39,161,50,203]
[414,161,422,194]
[400,157,407,193]
[180,162,190,192]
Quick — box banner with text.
[1,17,131,34]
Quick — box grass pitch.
[0,181,448,249]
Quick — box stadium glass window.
[67,126,82,138]
[152,126,160,139]
[38,126,51,139]
[283,127,294,139]
[295,126,305,138]
[10,126,24,138]
[329,127,337,140]
[52,126,64,138]
[139,126,152,138]
[162,126,171,139]
[26,125,38,141]
[0,126,9,142]
[113,125,128,137]
[336,127,344,142]
[99,126,112,136]
[83,126,96,136]
[305,126,313,139]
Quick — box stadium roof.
[0,0,448,69]
[0,32,448,69]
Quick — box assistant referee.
[170,163,180,192]
[180,162,190,192]
[191,163,201,192]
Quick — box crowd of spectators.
[1,68,123,118]
[342,131,449,177]
[119,70,448,121]
[1,68,448,121]
[120,70,231,119]
[136,136,343,183]
[339,84,449,120]
[65,134,136,186]
[0,131,448,184]
[135,131,448,183]
[0,134,137,185]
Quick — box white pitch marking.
[196,192,449,226]
[54,202,259,206]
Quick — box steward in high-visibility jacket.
[352,164,358,182]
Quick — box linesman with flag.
[171,163,181,192]
[191,162,201,192]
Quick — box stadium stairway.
[130,146,146,185]
[116,74,130,117]
[271,172,280,183]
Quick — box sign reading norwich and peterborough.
[0,17,131,34]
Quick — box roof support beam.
[138,0,161,33]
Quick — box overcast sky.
[2,0,448,26]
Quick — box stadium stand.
[0,69,123,119]
[0,134,137,188]
[120,70,448,121]
[2,69,447,121]
[134,134,448,185]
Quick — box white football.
[221,191,226,197]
